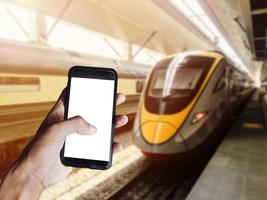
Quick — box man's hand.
[0,89,128,199]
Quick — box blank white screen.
[64,77,114,161]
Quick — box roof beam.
[133,31,157,58]
[239,0,257,59]
[5,7,31,39]
[103,37,122,58]
[0,39,150,78]
[46,0,73,37]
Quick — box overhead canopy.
[2,0,264,80]
[248,1,267,60]
[0,39,149,78]
[187,0,262,80]
[239,0,267,60]
[4,0,211,54]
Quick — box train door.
[225,65,231,104]
[212,61,227,120]
[227,67,236,104]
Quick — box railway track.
[77,158,151,200]
[106,163,188,200]
[76,157,209,200]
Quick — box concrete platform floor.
[187,93,267,200]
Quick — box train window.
[149,67,204,98]
[213,71,226,93]
[145,55,215,114]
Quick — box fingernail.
[122,115,128,124]
[118,94,126,102]
[89,125,97,133]
[114,143,123,153]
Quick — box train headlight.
[192,111,209,124]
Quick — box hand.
[0,89,128,199]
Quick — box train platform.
[187,92,267,200]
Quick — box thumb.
[49,116,97,141]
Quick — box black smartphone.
[61,66,117,169]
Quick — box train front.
[133,52,218,159]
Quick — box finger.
[115,114,128,128]
[50,116,97,140]
[116,93,126,106]
[112,142,123,153]
[51,88,66,112]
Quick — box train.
[133,50,254,159]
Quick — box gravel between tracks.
[77,157,150,200]
[40,132,138,200]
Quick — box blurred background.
[0,0,267,199]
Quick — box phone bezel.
[61,66,117,170]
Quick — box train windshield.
[149,68,204,98]
[145,55,215,114]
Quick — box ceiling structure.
[152,0,262,79]
[2,0,211,55]
[238,0,267,81]
[0,39,149,78]
[0,0,265,80]
[205,0,263,79]
[250,1,267,60]
[203,0,253,70]
[239,0,267,60]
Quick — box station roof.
[3,0,211,55]
[197,0,262,80]
[237,0,267,60]
[2,0,265,80]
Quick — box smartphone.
[61,66,117,169]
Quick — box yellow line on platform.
[242,122,264,129]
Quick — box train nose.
[141,121,177,144]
